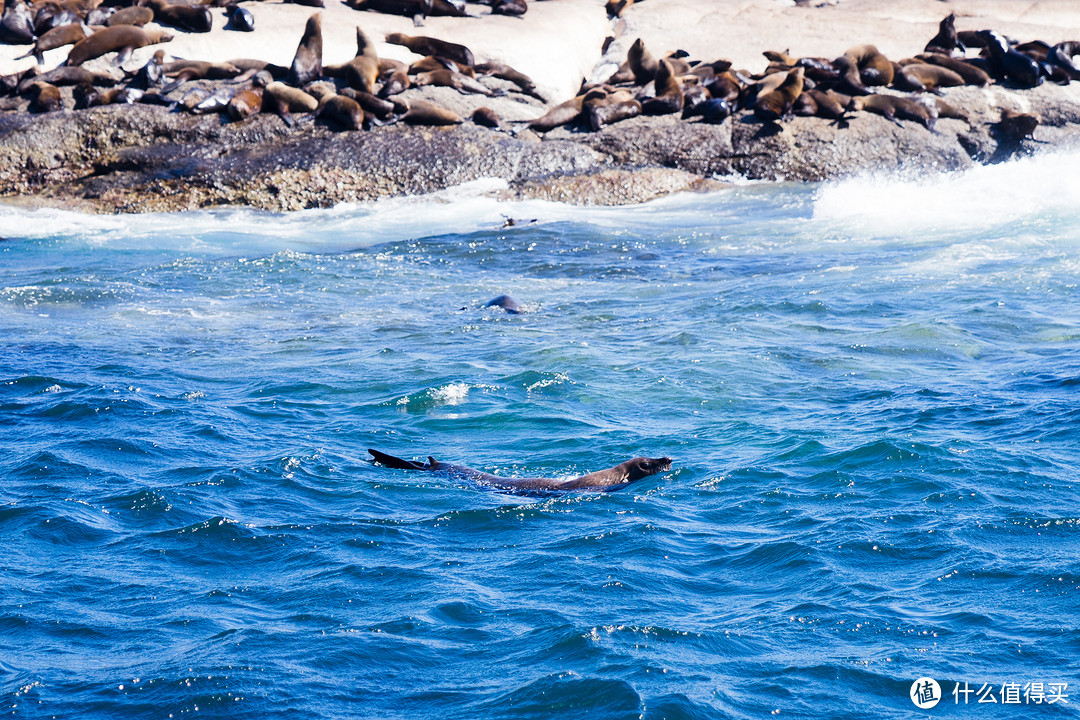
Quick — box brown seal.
[627,37,658,85]
[226,79,264,121]
[25,81,62,113]
[105,6,154,27]
[262,80,318,126]
[474,61,543,100]
[66,25,173,66]
[326,26,379,94]
[996,108,1039,141]
[753,66,803,122]
[316,93,365,130]
[641,57,683,115]
[339,87,403,121]
[913,53,991,87]
[285,12,322,87]
[924,13,964,56]
[402,98,462,125]
[471,106,507,131]
[412,68,496,96]
[843,44,894,86]
[408,56,473,77]
[369,449,672,494]
[145,0,212,33]
[385,32,474,67]
[14,22,90,64]
[847,94,935,129]
[892,62,964,93]
[526,94,584,132]
[584,88,640,129]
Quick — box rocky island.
[1,0,1079,212]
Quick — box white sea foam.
[0,177,733,253]
[812,150,1080,240]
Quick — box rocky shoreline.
[2,79,1078,213]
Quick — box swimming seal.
[66,25,173,66]
[483,294,521,312]
[285,12,322,87]
[369,448,671,494]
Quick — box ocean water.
[2,153,1079,720]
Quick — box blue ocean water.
[2,153,1079,720]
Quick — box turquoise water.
[2,155,1079,719]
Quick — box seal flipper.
[369,448,428,470]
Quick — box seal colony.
[368,448,672,494]
[1,0,1080,211]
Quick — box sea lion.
[128,48,165,89]
[160,60,242,92]
[408,55,473,76]
[66,25,172,66]
[368,448,671,494]
[915,95,969,123]
[354,0,467,24]
[924,13,964,55]
[1048,41,1080,80]
[699,97,731,124]
[978,30,1041,87]
[474,61,543,100]
[753,66,802,122]
[627,37,657,85]
[526,94,583,132]
[17,65,117,92]
[844,44,894,86]
[913,53,991,86]
[0,0,36,45]
[413,68,496,96]
[328,26,379,94]
[583,87,640,129]
[640,57,682,115]
[385,32,474,67]
[226,76,264,121]
[316,92,364,130]
[145,0,211,33]
[491,0,525,16]
[13,21,89,64]
[996,108,1038,141]
[847,94,935,129]
[377,58,410,97]
[224,4,254,31]
[339,87,403,120]
[25,81,62,112]
[483,294,521,312]
[892,62,964,93]
[471,106,506,130]
[401,98,462,125]
[285,12,322,87]
[105,6,153,26]
[261,80,317,126]
[830,55,871,96]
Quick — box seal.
[471,106,507,131]
[377,58,410,97]
[262,80,318,126]
[66,25,173,66]
[105,6,154,27]
[526,94,583,132]
[627,37,658,85]
[285,12,322,87]
[483,294,521,312]
[340,87,404,121]
[0,1,36,45]
[413,68,497,96]
[401,98,462,125]
[583,88,640,129]
[753,66,803,122]
[996,108,1039,141]
[640,57,683,115]
[924,13,964,56]
[386,32,474,67]
[913,52,991,87]
[847,94,935,129]
[25,81,62,113]
[892,62,964,93]
[225,4,255,32]
[369,448,671,494]
[145,0,212,33]
[977,30,1041,88]
[843,44,894,86]
[315,92,365,130]
[14,21,90,64]
[326,26,380,94]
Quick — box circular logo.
[910,677,942,709]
